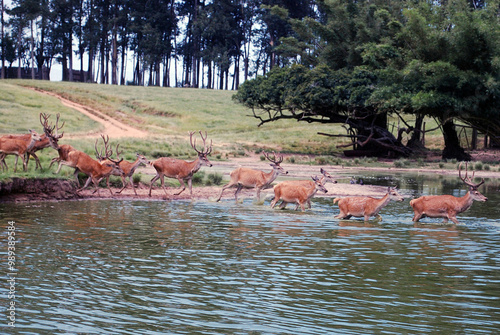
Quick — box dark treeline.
[0,0,316,87]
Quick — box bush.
[133,173,142,184]
[206,173,223,186]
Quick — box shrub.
[206,173,223,186]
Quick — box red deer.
[40,113,80,184]
[0,133,51,170]
[410,162,487,224]
[41,114,123,194]
[0,129,42,172]
[72,135,124,195]
[149,131,212,198]
[334,187,404,221]
[271,176,328,211]
[99,145,150,195]
[273,168,337,209]
[216,152,287,202]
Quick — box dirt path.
[34,88,148,139]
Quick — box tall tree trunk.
[88,47,94,82]
[120,44,126,85]
[1,0,4,79]
[407,114,425,149]
[111,22,118,85]
[17,24,21,78]
[441,119,471,161]
[68,31,73,82]
[30,20,34,79]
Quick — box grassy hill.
[0,79,457,181]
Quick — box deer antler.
[40,113,65,139]
[459,162,485,189]
[115,144,123,158]
[189,131,212,155]
[95,134,122,164]
[263,151,283,165]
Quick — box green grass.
[1,79,478,183]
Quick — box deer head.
[189,131,213,167]
[40,113,65,149]
[459,162,487,202]
[263,151,288,175]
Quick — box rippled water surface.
[1,173,500,334]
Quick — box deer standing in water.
[410,162,487,224]
[271,175,328,211]
[149,131,213,198]
[216,151,287,202]
[334,187,405,221]
[272,168,337,209]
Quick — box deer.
[71,134,124,196]
[333,187,405,221]
[410,162,487,224]
[98,144,150,195]
[40,113,123,195]
[149,131,213,198]
[40,113,80,183]
[271,175,328,211]
[0,129,42,172]
[272,168,337,209]
[215,151,288,203]
[0,133,51,171]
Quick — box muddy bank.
[0,176,389,203]
[0,178,80,202]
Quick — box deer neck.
[263,168,279,185]
[457,191,474,213]
[374,193,391,210]
[187,157,202,175]
[26,136,38,152]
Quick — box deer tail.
[333,197,341,204]
[409,199,416,207]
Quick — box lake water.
[1,172,499,334]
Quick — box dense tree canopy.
[235,0,500,159]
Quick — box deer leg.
[73,169,81,187]
[22,154,29,171]
[14,155,19,172]
[174,178,187,196]
[159,176,169,196]
[270,196,280,208]
[32,153,42,170]
[105,177,114,195]
[335,211,351,219]
[279,201,288,209]
[0,153,7,171]
[298,201,306,212]
[234,185,243,202]
[79,175,93,192]
[412,212,423,222]
[375,214,383,221]
[255,188,262,201]
[117,176,127,194]
[93,178,101,197]
[216,183,234,202]
[149,174,160,196]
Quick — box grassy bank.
[2,79,497,184]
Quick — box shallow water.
[1,172,499,334]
